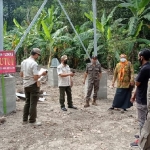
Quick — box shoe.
[108,107,114,110]
[92,101,98,106]
[130,139,139,147]
[134,135,140,139]
[22,121,28,125]
[121,109,124,113]
[84,101,90,108]
[92,99,98,106]
[68,106,77,109]
[30,121,42,126]
[61,107,67,111]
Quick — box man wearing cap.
[20,48,47,126]
[83,55,102,107]
[57,55,77,111]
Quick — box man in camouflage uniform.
[83,56,102,107]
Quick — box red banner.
[0,51,16,74]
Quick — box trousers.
[23,82,40,123]
[136,102,148,134]
[86,80,100,101]
[59,86,73,108]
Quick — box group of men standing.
[20,48,101,124]
[20,47,150,149]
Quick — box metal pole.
[92,0,97,56]
[0,0,7,114]
[0,0,3,51]
[57,0,90,59]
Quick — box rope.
[57,0,91,60]
[14,0,48,53]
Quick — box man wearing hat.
[20,48,47,126]
[83,55,102,107]
[57,55,77,111]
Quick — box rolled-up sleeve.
[57,67,62,75]
[32,64,39,75]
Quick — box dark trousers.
[59,86,73,108]
[23,82,40,123]
[86,80,100,101]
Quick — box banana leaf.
[41,20,51,40]
[136,38,150,45]
[135,21,143,37]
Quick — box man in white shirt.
[57,55,77,111]
[20,48,47,126]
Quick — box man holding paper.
[20,48,47,126]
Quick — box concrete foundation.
[84,71,107,99]
[0,77,16,114]
[48,58,60,87]
[48,67,58,87]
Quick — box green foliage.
[3,0,150,71]
[119,0,150,37]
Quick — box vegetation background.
[3,0,150,72]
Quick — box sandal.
[130,139,139,147]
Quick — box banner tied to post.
[0,51,16,74]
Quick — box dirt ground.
[0,71,140,150]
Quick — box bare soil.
[0,71,139,150]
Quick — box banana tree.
[4,18,34,64]
[38,6,69,68]
[85,7,117,69]
[38,7,73,67]
[71,27,96,68]
[118,0,150,37]
[37,6,54,68]
[52,21,96,69]
[13,18,37,63]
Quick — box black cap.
[91,55,97,59]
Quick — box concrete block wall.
[0,77,16,114]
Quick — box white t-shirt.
[21,57,39,87]
[57,63,71,87]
